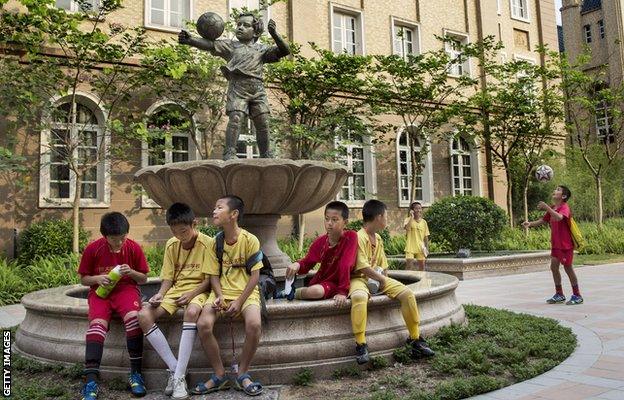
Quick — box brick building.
[0,0,560,257]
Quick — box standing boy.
[78,212,149,400]
[280,201,357,307]
[350,200,434,364]
[523,186,583,305]
[137,203,212,399]
[404,201,430,271]
[179,13,289,159]
[194,195,264,396]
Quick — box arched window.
[396,126,433,206]
[39,93,109,207]
[336,132,376,205]
[450,136,480,196]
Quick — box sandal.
[190,374,230,395]
[234,373,264,396]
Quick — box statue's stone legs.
[252,112,271,158]
[223,111,244,160]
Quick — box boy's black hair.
[166,202,195,226]
[362,199,387,223]
[558,185,572,202]
[100,212,130,237]
[238,12,264,42]
[325,201,349,220]
[220,195,245,222]
[409,201,422,211]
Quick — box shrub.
[293,368,314,386]
[144,245,165,277]
[347,219,391,247]
[0,258,29,306]
[22,254,80,289]
[198,224,220,237]
[18,220,88,264]
[425,196,507,252]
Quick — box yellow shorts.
[160,291,209,315]
[206,292,260,318]
[405,252,426,261]
[348,276,409,299]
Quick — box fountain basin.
[15,271,464,386]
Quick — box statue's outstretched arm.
[267,19,290,57]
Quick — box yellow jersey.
[207,229,262,300]
[160,232,213,295]
[404,217,429,255]
[354,228,389,274]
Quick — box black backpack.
[215,231,276,320]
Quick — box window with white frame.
[336,133,375,204]
[56,0,99,12]
[598,20,605,39]
[596,100,615,143]
[332,8,363,55]
[228,0,270,24]
[445,32,470,77]
[510,0,529,21]
[451,137,475,196]
[584,24,592,43]
[40,95,109,208]
[396,127,433,206]
[146,0,191,30]
[393,21,419,59]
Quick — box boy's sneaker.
[355,343,370,365]
[164,369,175,396]
[81,381,98,400]
[566,295,584,305]
[128,372,147,397]
[274,288,296,301]
[171,376,189,400]
[546,293,566,304]
[407,337,435,359]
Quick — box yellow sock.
[294,288,304,300]
[397,290,420,340]
[350,291,368,344]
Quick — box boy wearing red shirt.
[523,186,583,305]
[78,212,149,400]
[280,201,357,307]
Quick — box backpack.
[214,231,276,320]
[567,216,585,251]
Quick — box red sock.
[555,285,563,295]
[572,285,581,296]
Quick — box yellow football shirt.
[404,218,430,255]
[207,229,262,300]
[354,228,389,273]
[160,232,213,296]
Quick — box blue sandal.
[235,373,264,396]
[190,374,230,395]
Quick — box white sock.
[174,322,197,379]
[145,324,177,371]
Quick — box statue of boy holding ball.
[179,12,290,160]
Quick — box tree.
[364,38,475,204]
[1,0,148,253]
[556,49,624,226]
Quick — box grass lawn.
[9,305,576,400]
[575,253,624,266]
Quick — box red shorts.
[87,285,142,322]
[317,281,339,299]
[551,249,574,267]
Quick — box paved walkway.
[3,263,623,399]
[459,263,624,400]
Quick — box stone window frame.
[390,16,420,60]
[444,29,471,78]
[39,92,111,209]
[584,24,592,43]
[396,126,434,208]
[227,0,271,33]
[144,0,193,33]
[510,0,530,23]
[449,135,482,197]
[140,100,200,208]
[598,20,605,39]
[335,134,377,208]
[56,0,99,13]
[330,3,366,56]
[595,100,615,143]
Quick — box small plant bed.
[574,253,624,266]
[281,305,576,400]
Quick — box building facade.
[0,0,559,257]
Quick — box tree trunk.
[596,174,604,227]
[297,214,306,253]
[505,168,514,228]
[523,182,529,236]
[72,174,81,254]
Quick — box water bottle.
[95,265,122,298]
[367,267,385,295]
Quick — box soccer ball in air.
[197,12,224,40]
[535,165,554,182]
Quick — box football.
[535,165,554,182]
[196,12,224,41]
